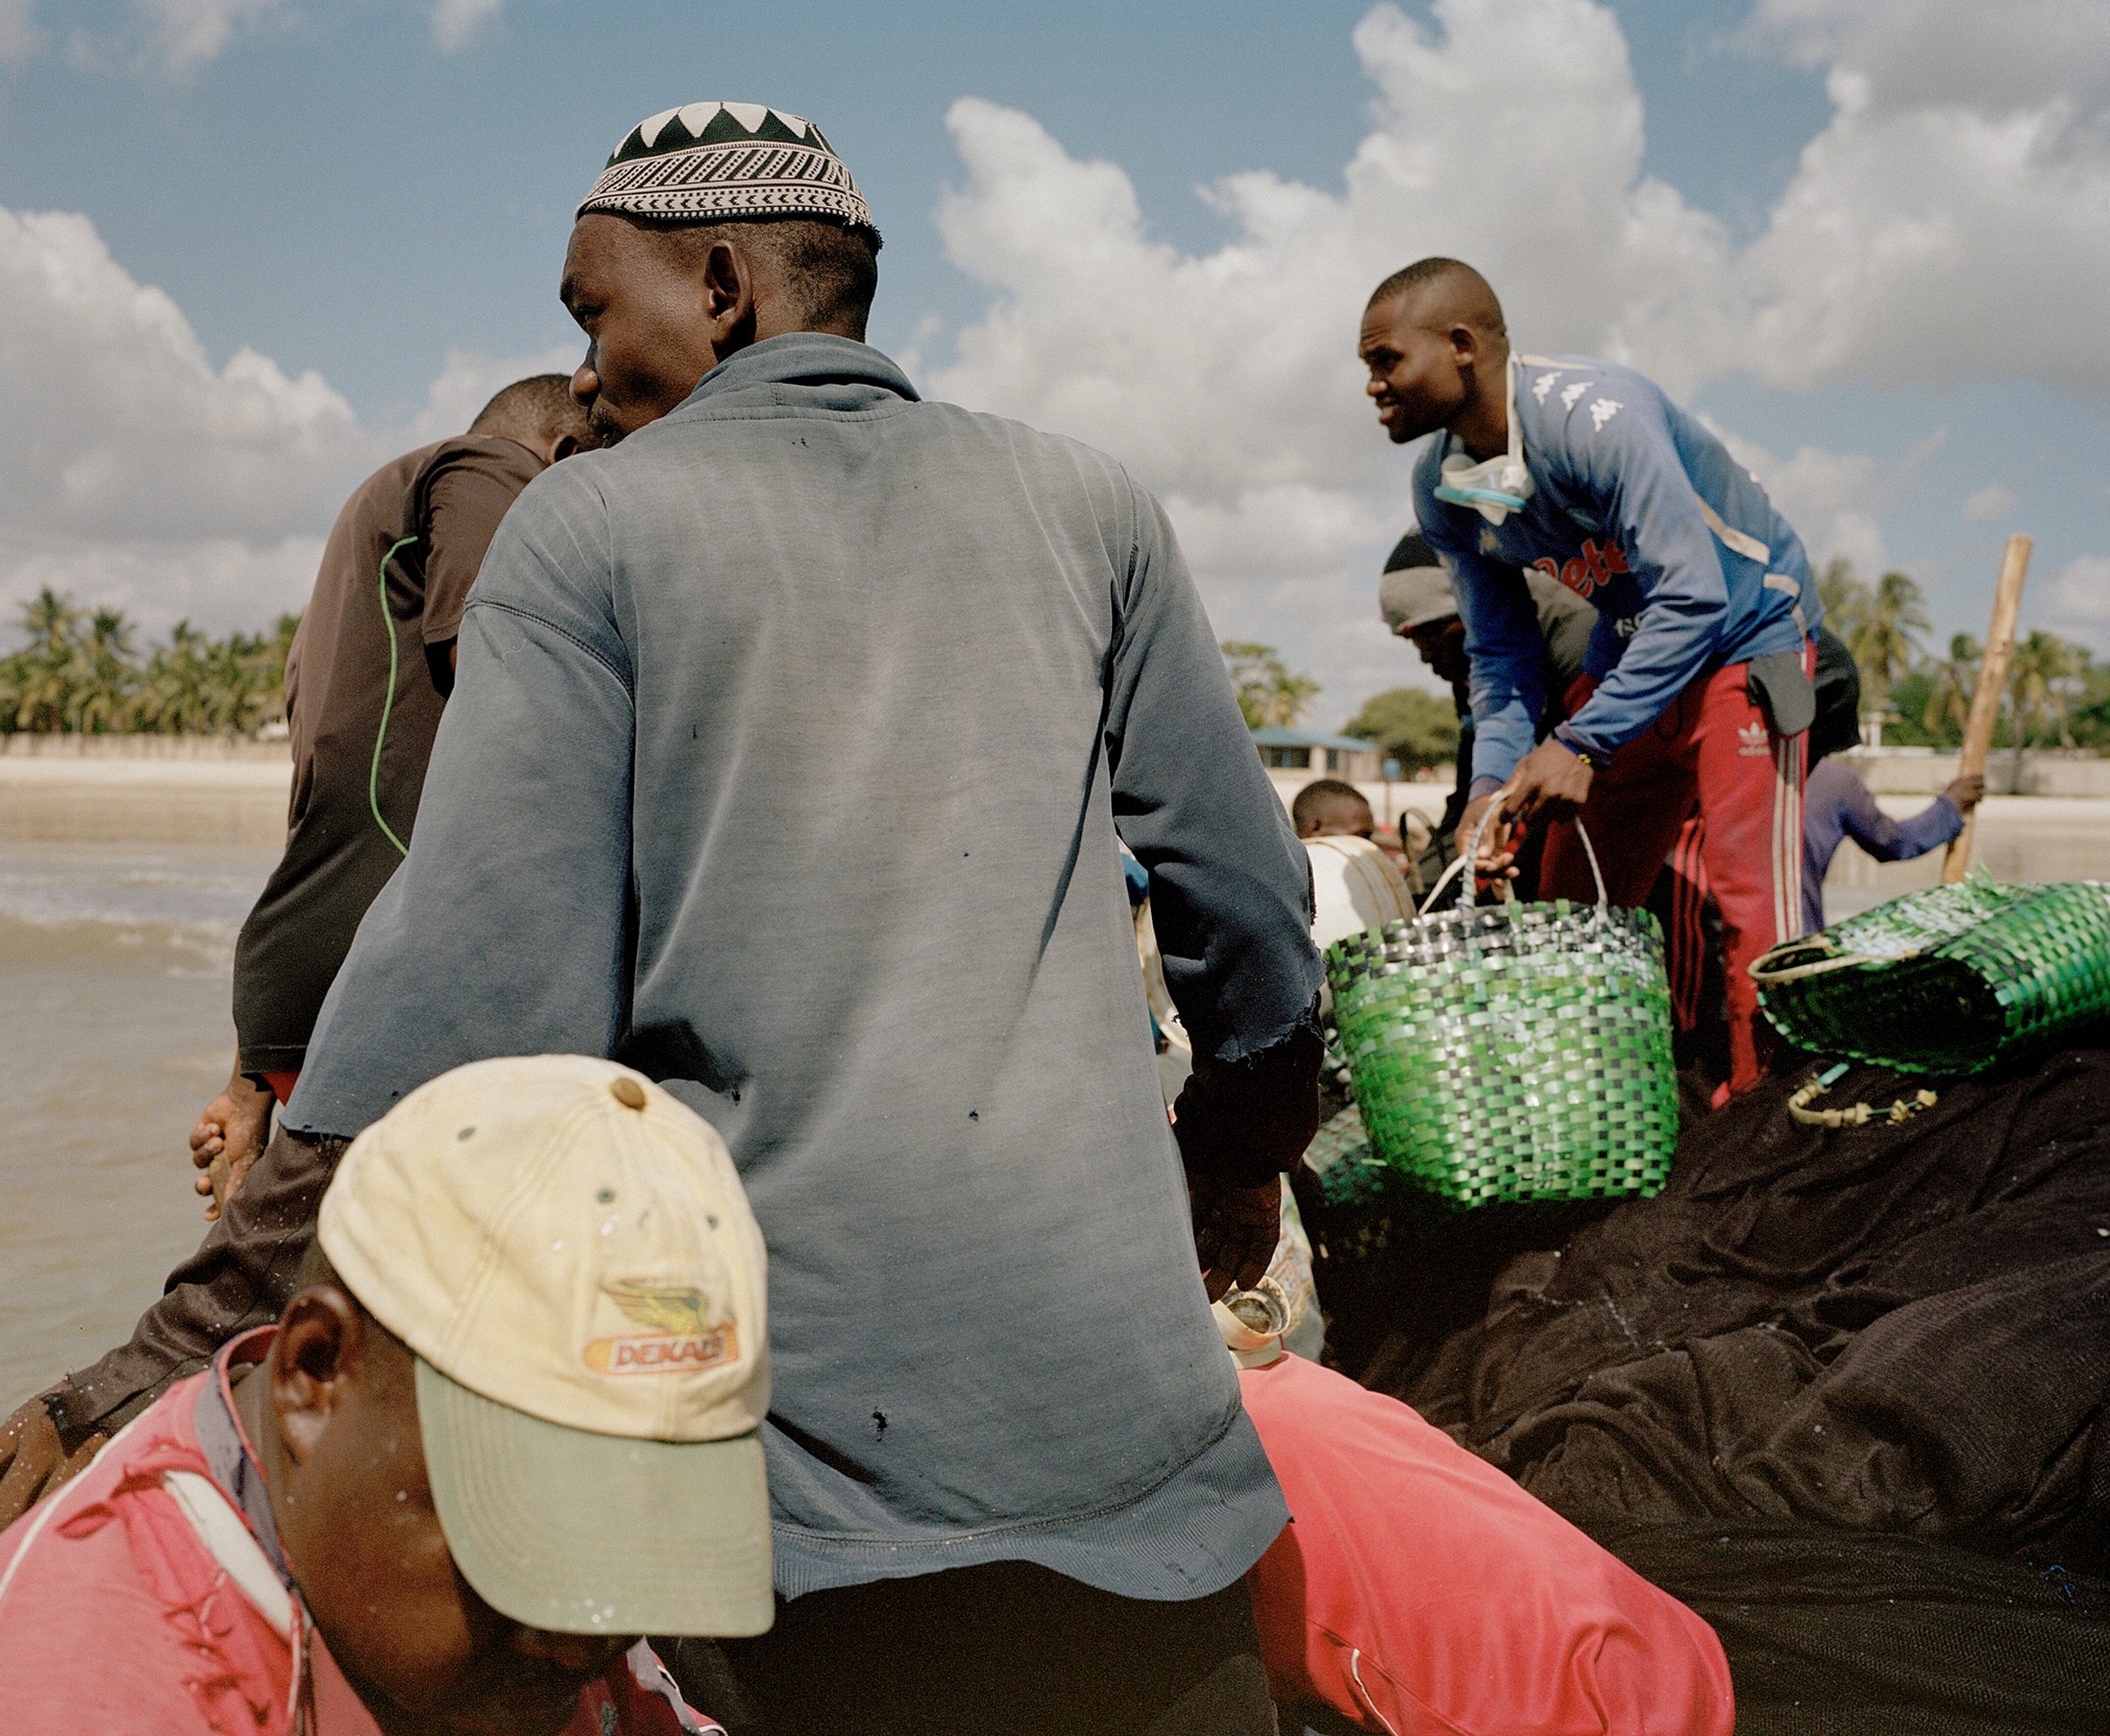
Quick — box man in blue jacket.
[1358,257,1822,1093]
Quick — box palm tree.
[2,598,301,738]
[1921,633,1979,747]
[132,620,214,734]
[70,608,138,733]
[1221,641,1321,729]
[2005,630,2086,787]
[1847,571,1930,745]
[1816,559,1869,648]
[10,589,80,732]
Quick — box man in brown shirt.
[0,381,592,1517]
[188,376,596,1216]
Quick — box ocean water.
[0,778,2101,1414]
[0,780,283,1409]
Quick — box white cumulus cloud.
[0,0,39,64]
[430,0,503,53]
[411,343,580,443]
[0,208,371,545]
[2045,553,2110,650]
[68,0,287,73]
[0,206,596,642]
[1961,484,2018,522]
[924,0,2110,721]
[0,205,389,637]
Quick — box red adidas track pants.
[1541,657,1808,1095]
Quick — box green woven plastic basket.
[1323,821,1679,1209]
[1751,868,2110,1075]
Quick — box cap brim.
[414,1358,774,1638]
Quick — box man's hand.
[1944,773,1986,814]
[1454,794,1518,882]
[190,1067,274,1223]
[1188,1172,1281,1302]
[0,1396,105,1528]
[1504,737,1596,826]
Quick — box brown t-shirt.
[231,436,546,1074]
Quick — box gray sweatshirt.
[286,333,1320,1599]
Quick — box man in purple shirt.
[1804,759,1984,933]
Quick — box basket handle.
[1747,945,1872,986]
[1416,788,1608,918]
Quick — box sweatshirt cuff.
[1172,1006,1323,1190]
[1552,722,1612,769]
[1468,775,1506,801]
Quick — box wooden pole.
[1942,533,2032,882]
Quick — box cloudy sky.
[2,0,2106,726]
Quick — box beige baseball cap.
[316,1054,773,1637]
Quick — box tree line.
[0,588,298,737]
[1225,557,2110,780]
[1815,561,2109,760]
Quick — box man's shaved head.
[1358,258,1511,452]
[1366,257,1507,338]
[635,218,879,341]
[470,374,596,457]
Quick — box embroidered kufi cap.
[578,100,878,242]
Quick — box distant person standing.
[188,378,596,1218]
[1360,259,1823,1092]
[1798,695,1975,936]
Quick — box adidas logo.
[1738,721,1768,756]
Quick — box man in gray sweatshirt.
[5,103,1322,1733]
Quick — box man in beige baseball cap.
[322,1052,773,1638]
[0,1054,769,1734]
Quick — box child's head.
[1293,778,1375,841]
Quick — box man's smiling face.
[1359,294,1469,446]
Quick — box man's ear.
[271,1285,365,1466]
[1447,322,1482,369]
[701,237,758,357]
[549,432,582,464]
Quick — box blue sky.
[2,0,2105,725]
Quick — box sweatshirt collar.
[679,332,920,413]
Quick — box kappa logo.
[1738,721,1769,757]
[1530,536,1630,602]
[1589,397,1624,430]
[1532,370,1562,403]
[1559,379,1592,410]
[584,1281,740,1376]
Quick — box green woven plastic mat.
[1324,897,1679,1209]
[1752,868,2110,1075]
